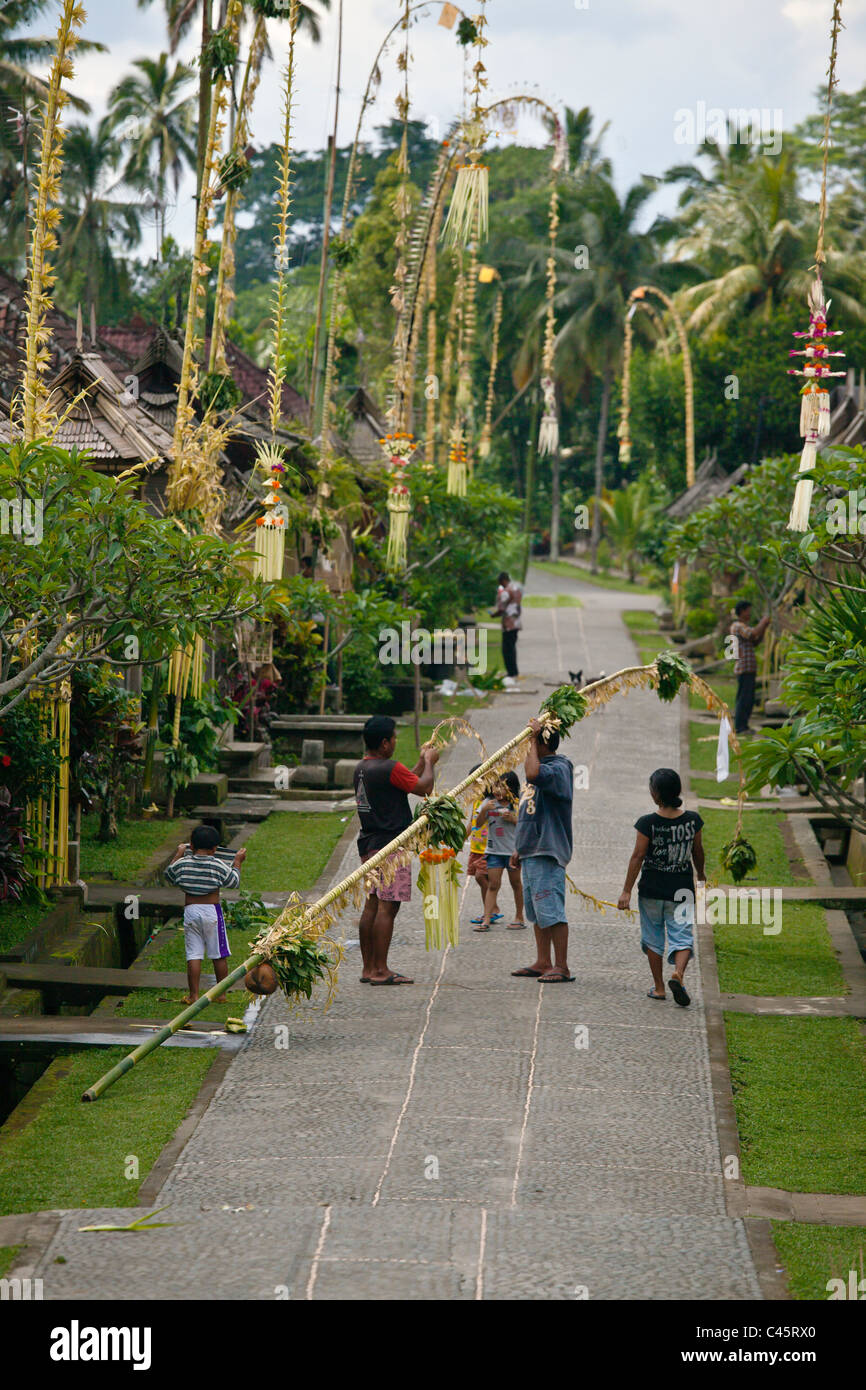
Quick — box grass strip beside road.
[725,1014,866,1195]
[0,1046,217,1216]
[241,811,347,896]
[771,1222,866,1301]
[80,817,179,882]
[714,901,845,996]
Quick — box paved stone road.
[36,567,761,1300]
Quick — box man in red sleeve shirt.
[354,715,439,985]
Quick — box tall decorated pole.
[17,0,84,443]
[787,0,846,532]
[442,3,489,249]
[253,0,300,585]
[82,654,752,1102]
[478,272,502,459]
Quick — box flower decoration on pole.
[787,278,846,530]
[442,2,489,248]
[787,0,845,533]
[478,279,502,459]
[447,423,468,496]
[253,444,288,581]
[381,430,416,570]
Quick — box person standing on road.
[617,767,704,1006]
[475,771,525,931]
[510,719,575,983]
[354,716,439,986]
[729,599,770,735]
[493,570,523,681]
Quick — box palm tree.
[551,176,665,568]
[137,0,331,193]
[667,140,866,335]
[599,477,659,582]
[107,55,196,258]
[0,0,105,258]
[55,120,141,316]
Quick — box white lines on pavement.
[551,608,564,675]
[510,986,544,1208]
[371,945,451,1206]
[370,873,475,1205]
[576,605,592,669]
[475,1207,488,1301]
[425,1044,533,1053]
[304,1203,332,1300]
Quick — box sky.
[32,0,866,248]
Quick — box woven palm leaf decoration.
[442,3,490,248]
[382,430,417,570]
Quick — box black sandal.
[669,976,691,1007]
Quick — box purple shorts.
[362,854,412,903]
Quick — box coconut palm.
[55,120,142,316]
[549,175,666,568]
[0,0,105,257]
[137,0,331,193]
[599,477,659,582]
[668,145,866,335]
[107,55,196,257]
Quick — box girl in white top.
[474,772,525,932]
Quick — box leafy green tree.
[741,577,866,833]
[666,454,803,624]
[0,442,266,719]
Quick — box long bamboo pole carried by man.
[82,662,742,1102]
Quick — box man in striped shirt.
[164,825,247,1003]
[730,599,770,735]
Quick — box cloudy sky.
[46,0,866,245]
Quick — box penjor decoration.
[442,3,490,248]
[447,424,468,497]
[381,430,417,570]
[537,178,560,457]
[787,0,845,532]
[787,278,845,531]
[253,446,288,581]
[478,282,502,459]
[538,375,559,457]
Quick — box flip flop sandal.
[359,976,371,983]
[369,973,414,986]
[511,966,543,977]
[472,924,491,932]
[646,989,666,1001]
[491,913,504,922]
[669,977,691,1007]
[507,922,526,930]
[469,916,485,924]
[538,971,576,983]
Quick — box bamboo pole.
[82,664,741,1101]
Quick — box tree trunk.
[141,667,162,801]
[549,448,561,563]
[590,366,613,573]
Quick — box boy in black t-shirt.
[618,768,704,1006]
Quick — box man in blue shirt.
[510,718,575,983]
